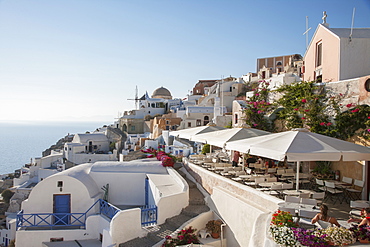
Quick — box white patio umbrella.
[169,125,226,140]
[225,128,370,190]
[190,127,270,148]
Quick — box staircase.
[119,163,210,247]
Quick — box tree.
[1,189,14,203]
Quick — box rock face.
[42,135,74,157]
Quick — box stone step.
[182,205,210,217]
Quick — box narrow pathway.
[119,163,209,247]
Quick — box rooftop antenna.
[303,16,312,50]
[127,86,139,109]
[349,7,356,42]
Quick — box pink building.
[304,23,370,82]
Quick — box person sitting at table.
[347,208,370,224]
[358,208,370,226]
[232,151,241,167]
[246,155,257,167]
[311,204,340,227]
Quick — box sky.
[0,0,369,123]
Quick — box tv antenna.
[349,7,356,42]
[303,16,312,50]
[127,86,139,109]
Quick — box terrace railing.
[140,205,157,226]
[16,199,120,230]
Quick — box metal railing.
[16,199,120,230]
[140,205,157,226]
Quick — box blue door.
[54,194,70,225]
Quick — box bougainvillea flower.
[351,108,359,113]
[294,108,299,111]
[304,109,310,112]
[326,122,332,126]
[301,99,307,103]
[346,103,353,107]
[320,122,326,126]
[301,117,306,120]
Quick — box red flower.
[320,122,326,126]
[368,116,370,119]
[339,93,343,96]
[304,109,310,112]
[301,99,307,103]
[351,108,359,113]
[326,122,332,126]
[294,108,299,111]
[346,103,353,107]
[301,117,306,120]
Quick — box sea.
[0,121,109,175]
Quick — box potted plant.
[206,219,222,239]
[350,225,370,244]
[316,226,356,246]
[162,226,200,247]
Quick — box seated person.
[359,208,370,226]
[347,208,370,225]
[311,204,340,227]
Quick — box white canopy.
[190,127,270,148]
[169,125,225,140]
[225,128,370,190]
[225,128,370,162]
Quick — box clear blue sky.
[0,0,369,123]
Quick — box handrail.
[16,199,121,230]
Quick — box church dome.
[152,87,172,99]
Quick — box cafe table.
[258,182,284,187]
[282,189,314,197]
[278,202,320,213]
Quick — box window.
[276,61,282,66]
[166,120,170,125]
[234,114,238,124]
[316,42,322,67]
[57,181,63,187]
[131,126,136,131]
[196,119,202,126]
[165,126,170,130]
[204,116,209,125]
[188,122,191,127]
[365,78,370,92]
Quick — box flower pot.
[211,232,220,239]
[359,239,370,244]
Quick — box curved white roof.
[73,133,108,143]
[52,163,100,198]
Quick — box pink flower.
[320,122,326,126]
[304,109,310,112]
[257,110,263,114]
[346,103,353,107]
[326,122,332,126]
[294,108,299,111]
[301,99,307,103]
[255,93,260,96]
[367,129,370,132]
[368,116,370,119]
[301,117,306,120]
[265,82,270,85]
[253,124,258,127]
[351,108,359,113]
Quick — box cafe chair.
[311,192,325,205]
[324,181,344,204]
[285,195,300,203]
[300,198,317,206]
[346,179,364,201]
[298,209,317,228]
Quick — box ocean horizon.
[0,120,111,175]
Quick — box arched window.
[204,116,209,125]
[123,124,127,132]
[365,78,370,92]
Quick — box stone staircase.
[119,164,209,247]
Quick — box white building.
[64,133,118,165]
[15,159,189,247]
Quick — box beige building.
[304,23,370,82]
